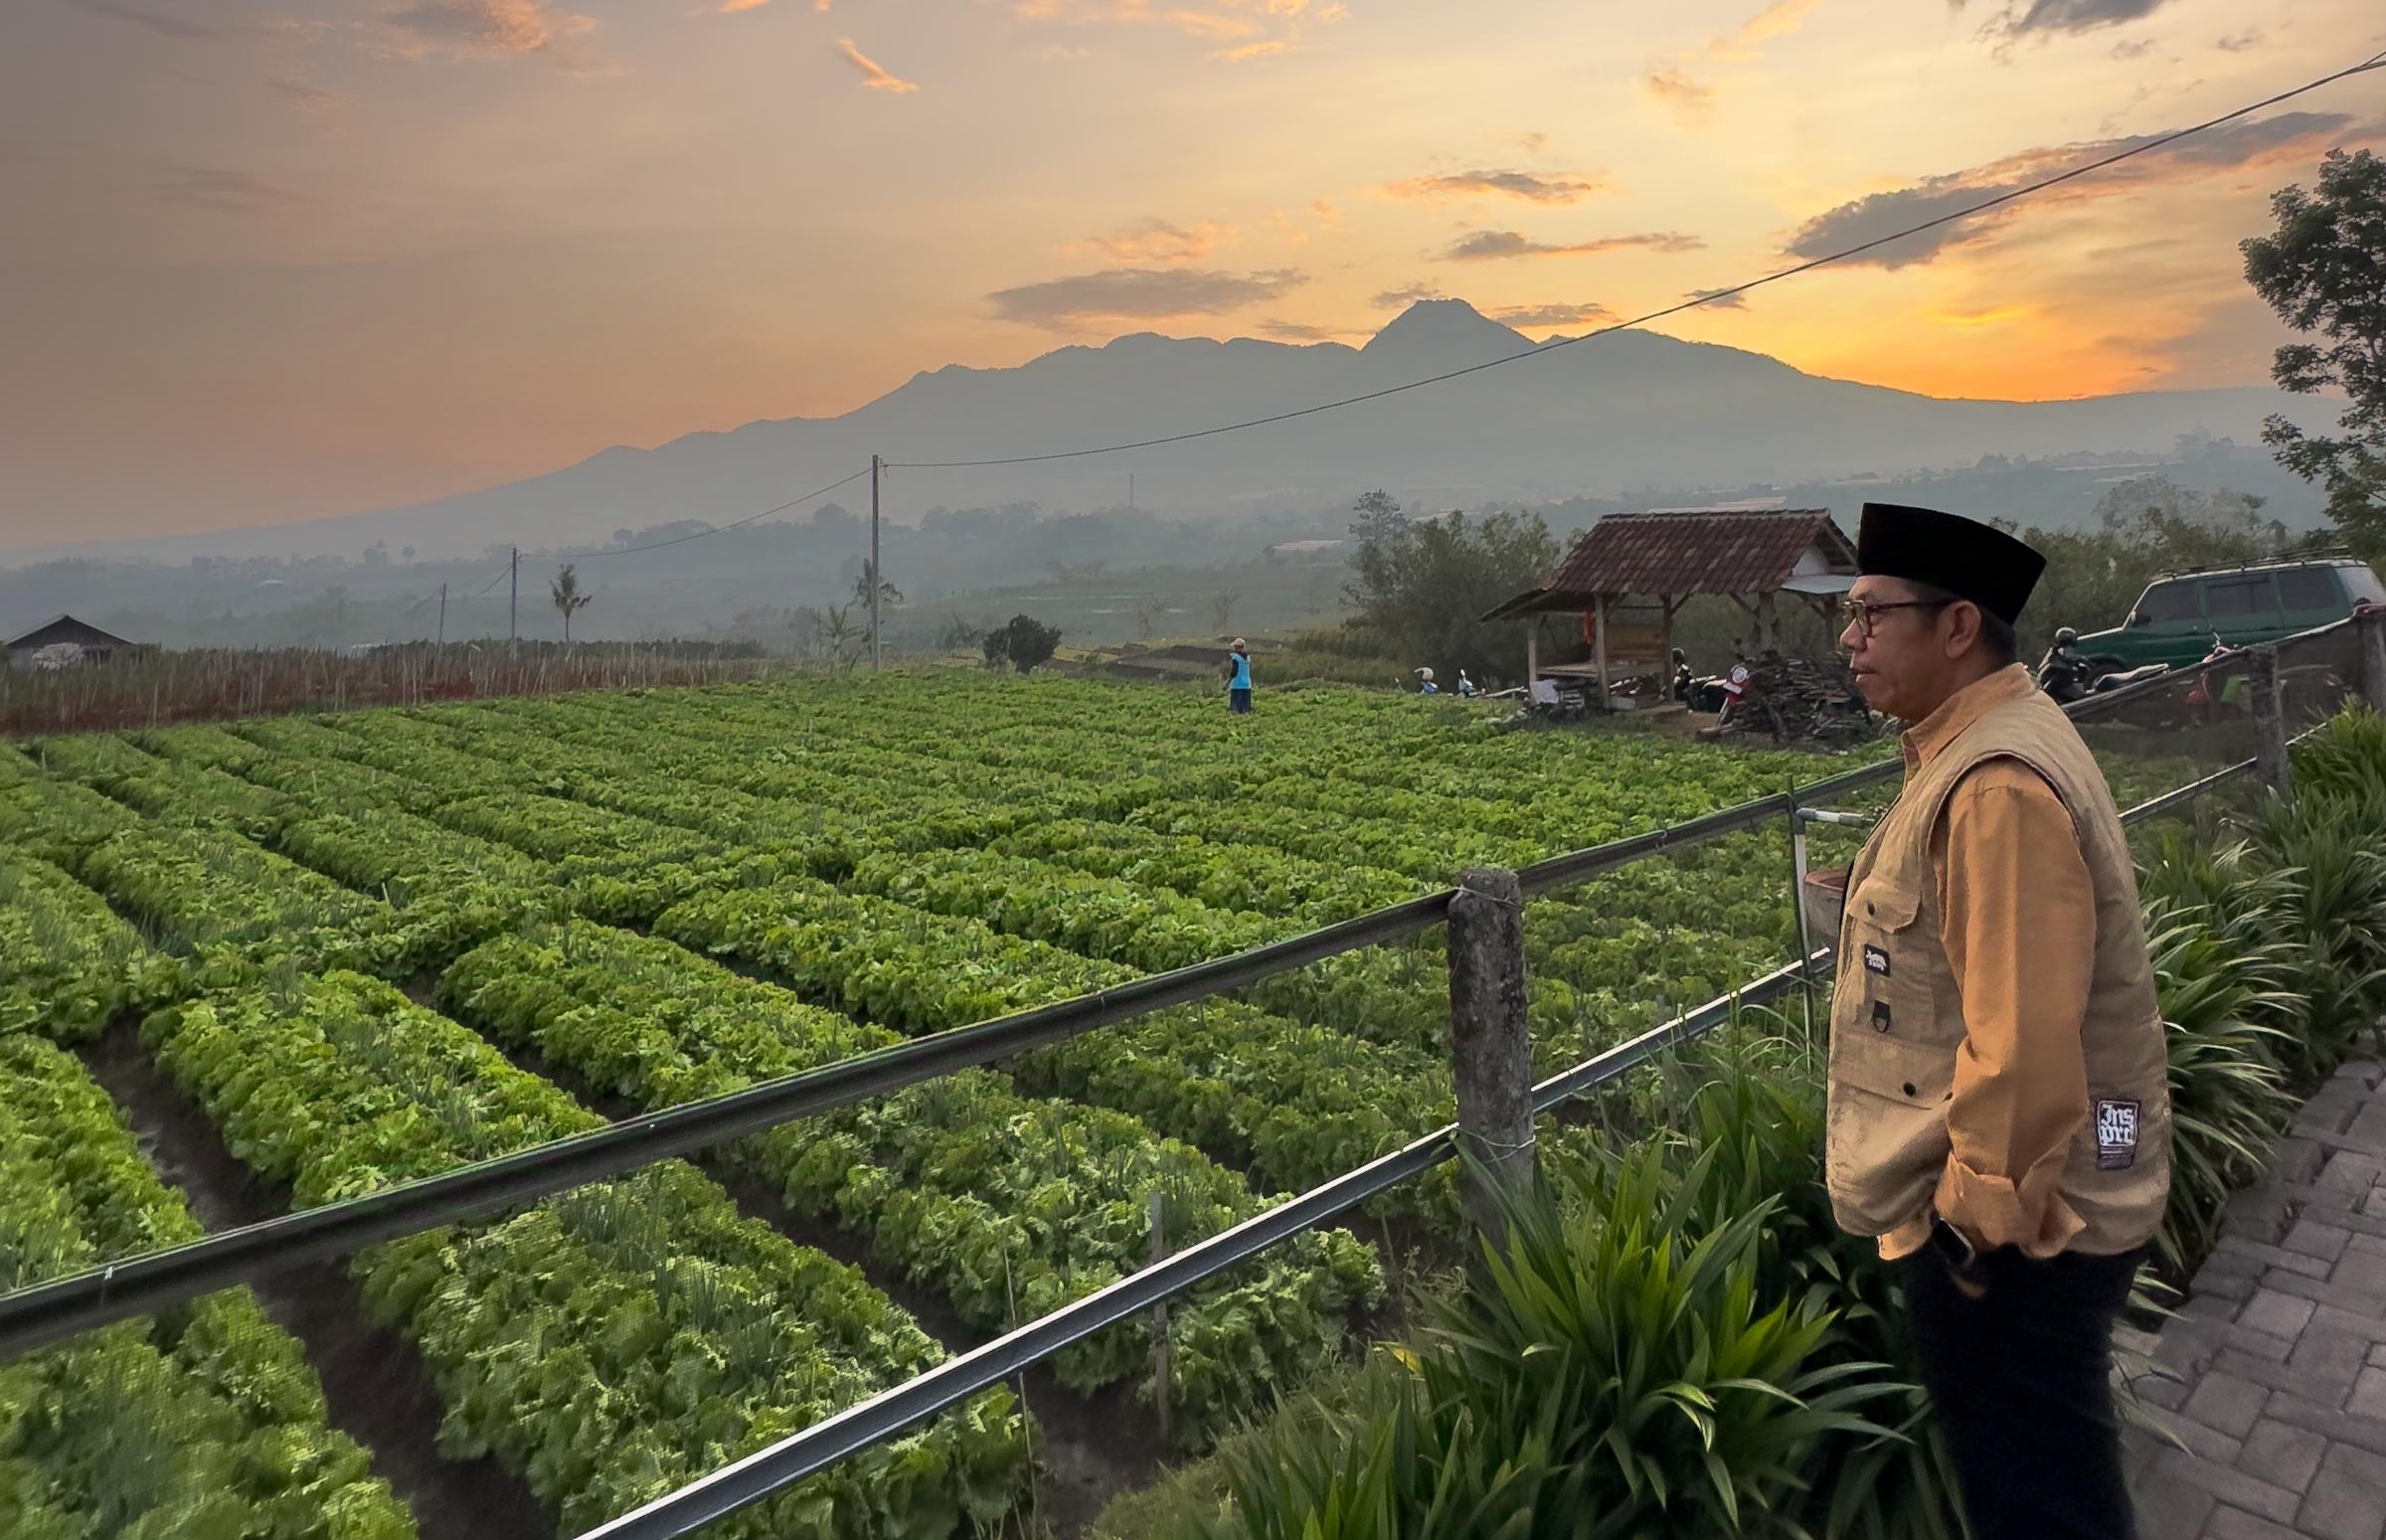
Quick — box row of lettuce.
[1106,706,2386,1540]
[0,1032,418,1539]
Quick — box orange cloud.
[1934,303,2036,327]
[835,37,920,92]
[1642,0,1824,126]
[1642,67,1718,124]
[380,0,599,68]
[1382,168,1609,204]
[1783,110,2353,268]
[1016,0,1324,59]
[1068,219,1234,262]
[1444,229,1704,260]
[1167,9,1262,40]
[987,266,1307,329]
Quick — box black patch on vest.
[1871,999,1893,1033]
[2095,1099,2139,1171]
[1862,944,1891,977]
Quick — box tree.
[1344,509,1559,683]
[1211,590,1241,633]
[551,564,592,642]
[853,559,902,658]
[2243,148,2386,563]
[815,602,857,667]
[1132,596,1165,641]
[987,614,1062,673]
[1348,489,1408,548]
[852,560,904,610]
[2090,476,2285,553]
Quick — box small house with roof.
[6,614,138,669]
[1481,508,1859,701]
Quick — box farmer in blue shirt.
[1225,638,1254,714]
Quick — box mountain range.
[11,300,2331,564]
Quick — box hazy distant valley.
[1,300,2338,652]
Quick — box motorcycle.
[2035,631,2100,705]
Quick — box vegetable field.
[0,670,2204,1537]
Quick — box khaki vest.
[1825,678,2171,1256]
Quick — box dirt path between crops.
[79,1018,554,1540]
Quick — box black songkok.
[1854,502,2046,625]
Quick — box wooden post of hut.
[1592,595,1610,705]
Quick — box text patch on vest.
[2095,1099,2139,1171]
[1862,944,1891,976]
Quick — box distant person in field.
[1455,670,1477,697]
[1224,638,1253,714]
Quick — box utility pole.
[1128,471,1135,510]
[870,454,883,673]
[437,584,446,646]
[509,547,519,649]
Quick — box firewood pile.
[1717,653,1878,743]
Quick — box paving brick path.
[2124,1061,2386,1539]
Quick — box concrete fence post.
[2250,645,2293,801]
[1447,867,1536,1246]
[2360,607,2386,717]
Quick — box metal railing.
[0,732,1918,1357]
[574,732,2294,1540]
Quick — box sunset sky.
[2,0,2381,545]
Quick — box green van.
[2073,558,2386,672]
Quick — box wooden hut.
[5,614,137,669]
[1481,508,1858,702]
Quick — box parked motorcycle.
[2035,627,2100,704]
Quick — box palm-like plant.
[1662,1042,1965,1540]
[2292,705,2386,811]
[1200,1100,1901,1540]
[2142,900,2302,1279]
[2244,791,2386,1077]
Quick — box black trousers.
[1900,1245,2142,1540]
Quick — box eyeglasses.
[1839,597,1952,638]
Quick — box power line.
[463,557,517,599]
[567,466,873,559]
[887,45,2386,472]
